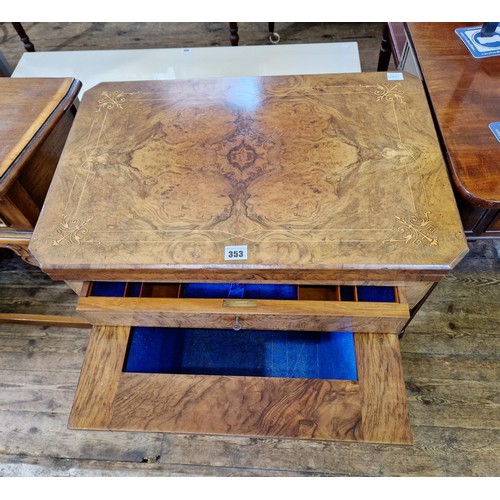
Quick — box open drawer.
[69,324,412,444]
[77,282,410,334]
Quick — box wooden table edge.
[0,77,82,196]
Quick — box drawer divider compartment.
[78,282,410,333]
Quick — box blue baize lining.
[124,327,358,380]
[90,282,397,380]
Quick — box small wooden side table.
[0,77,81,264]
[29,74,468,443]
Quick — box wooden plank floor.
[0,23,499,477]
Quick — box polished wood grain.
[406,23,499,210]
[111,374,362,441]
[404,281,434,309]
[1,236,493,473]
[35,267,449,283]
[76,296,409,333]
[29,73,467,282]
[0,181,39,229]
[65,281,88,295]
[0,313,90,328]
[68,325,130,429]
[356,333,412,444]
[0,78,81,264]
[69,324,412,444]
[0,22,497,476]
[28,74,461,442]
[0,78,75,180]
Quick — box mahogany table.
[379,22,500,238]
[29,73,467,444]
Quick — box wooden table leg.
[229,22,239,46]
[268,22,280,44]
[377,22,392,71]
[11,22,35,52]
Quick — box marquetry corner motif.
[96,91,139,112]
[363,83,405,103]
[52,214,97,247]
[383,212,439,246]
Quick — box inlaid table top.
[29,73,468,281]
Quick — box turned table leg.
[268,22,280,44]
[11,22,35,52]
[229,22,239,46]
[377,22,392,71]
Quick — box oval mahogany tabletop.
[407,22,500,209]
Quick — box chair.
[11,22,35,52]
[0,23,35,77]
[229,23,280,46]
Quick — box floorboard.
[158,426,500,476]
[0,454,329,477]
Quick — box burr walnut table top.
[29,73,468,282]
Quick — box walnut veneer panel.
[77,296,409,333]
[69,325,412,444]
[111,374,362,441]
[355,333,412,444]
[69,325,130,428]
[406,23,500,209]
[29,74,467,281]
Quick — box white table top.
[12,43,361,98]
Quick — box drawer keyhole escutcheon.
[233,317,242,331]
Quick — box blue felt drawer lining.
[87,282,400,381]
[124,327,358,381]
[89,282,397,303]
